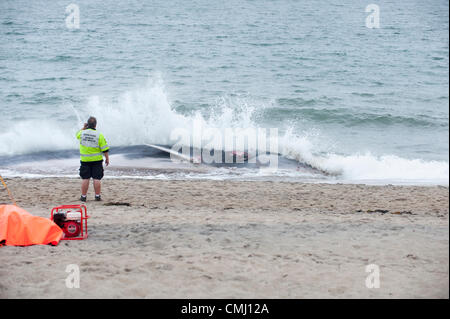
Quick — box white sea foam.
[279,129,448,184]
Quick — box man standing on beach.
[76,116,110,202]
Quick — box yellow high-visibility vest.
[76,128,109,162]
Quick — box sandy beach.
[0,178,448,298]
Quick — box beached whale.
[144,144,327,175]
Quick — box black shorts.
[79,161,104,180]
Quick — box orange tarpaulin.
[0,205,63,246]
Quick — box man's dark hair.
[87,116,97,129]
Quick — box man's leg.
[79,162,91,201]
[93,179,101,196]
[92,161,104,200]
[81,179,90,196]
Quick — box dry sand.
[0,178,448,298]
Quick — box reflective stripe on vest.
[80,152,103,157]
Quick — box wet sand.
[0,178,448,298]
